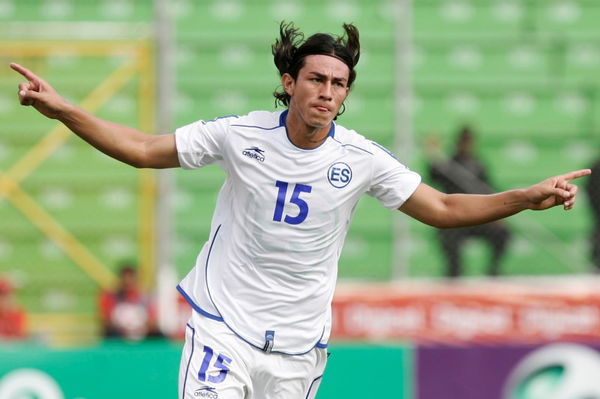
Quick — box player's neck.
[285,111,331,149]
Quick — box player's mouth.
[313,105,331,113]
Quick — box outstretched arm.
[399,169,591,228]
[10,62,179,169]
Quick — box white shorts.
[179,311,328,399]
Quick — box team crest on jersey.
[327,162,352,188]
[194,386,218,399]
[242,146,265,162]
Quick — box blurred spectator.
[586,159,600,272]
[98,264,161,340]
[426,126,511,277]
[0,276,27,340]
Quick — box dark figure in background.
[586,159,600,271]
[98,264,161,340]
[428,126,511,277]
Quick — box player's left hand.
[525,169,591,210]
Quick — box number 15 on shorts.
[199,345,232,383]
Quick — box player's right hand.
[10,62,71,120]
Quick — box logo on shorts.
[327,162,352,188]
[242,146,265,162]
[194,386,218,399]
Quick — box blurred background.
[1,0,600,398]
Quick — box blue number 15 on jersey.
[272,180,312,225]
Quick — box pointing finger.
[9,62,40,82]
[559,169,592,182]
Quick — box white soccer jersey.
[175,110,421,355]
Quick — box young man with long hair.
[11,22,590,398]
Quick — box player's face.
[283,54,350,130]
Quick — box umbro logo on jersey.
[242,146,265,163]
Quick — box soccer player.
[10,22,590,399]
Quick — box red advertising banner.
[331,280,600,343]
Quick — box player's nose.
[319,81,333,100]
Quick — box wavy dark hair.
[272,21,361,113]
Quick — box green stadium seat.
[563,42,600,84]
[533,2,600,39]
[414,85,593,138]
[9,0,152,22]
[339,229,393,280]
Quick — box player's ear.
[281,73,295,96]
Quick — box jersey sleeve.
[174,116,235,169]
[367,142,422,209]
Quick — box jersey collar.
[279,110,336,139]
